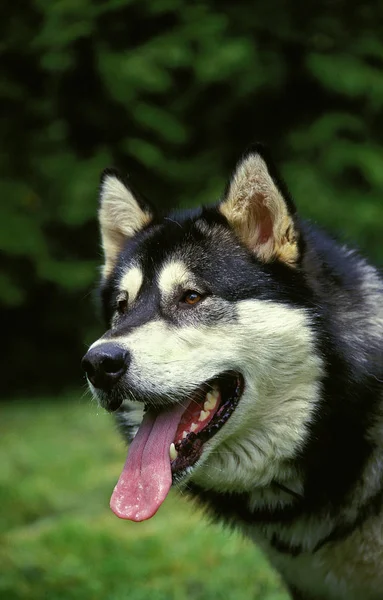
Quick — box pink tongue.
[110,403,185,522]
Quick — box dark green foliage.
[1,0,382,395]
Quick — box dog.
[82,145,383,600]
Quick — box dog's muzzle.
[81,342,129,392]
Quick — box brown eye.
[117,295,128,314]
[181,291,203,306]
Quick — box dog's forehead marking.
[158,260,193,296]
[119,265,143,305]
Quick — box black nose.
[81,343,129,391]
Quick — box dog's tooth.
[169,443,178,461]
[199,410,210,422]
[182,431,188,439]
[190,422,198,432]
[204,392,218,411]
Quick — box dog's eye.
[180,291,204,306]
[116,294,128,315]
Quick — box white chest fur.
[247,511,383,600]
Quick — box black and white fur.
[85,146,383,600]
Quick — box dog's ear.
[220,147,299,267]
[99,169,152,277]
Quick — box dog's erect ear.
[220,147,299,267]
[99,169,152,277]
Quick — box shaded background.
[1,2,383,599]
[2,0,383,398]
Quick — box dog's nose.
[81,343,129,391]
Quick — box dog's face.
[83,148,323,521]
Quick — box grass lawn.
[0,395,289,600]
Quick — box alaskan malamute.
[82,146,383,600]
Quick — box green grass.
[0,395,288,600]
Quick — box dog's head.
[82,147,323,521]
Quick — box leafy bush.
[1,0,382,395]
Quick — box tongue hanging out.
[110,373,242,522]
[110,404,185,521]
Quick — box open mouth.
[109,371,244,522]
[170,371,244,475]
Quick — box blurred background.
[1,1,382,599]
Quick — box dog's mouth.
[110,371,244,522]
[170,371,244,475]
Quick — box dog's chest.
[246,513,383,600]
